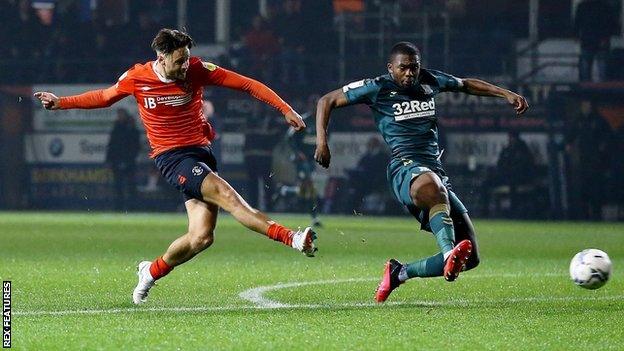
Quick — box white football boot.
[291,227,317,257]
[132,261,155,305]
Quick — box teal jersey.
[342,69,463,167]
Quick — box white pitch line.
[238,278,373,308]
[238,273,567,308]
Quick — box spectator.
[488,131,538,218]
[131,11,160,60]
[244,15,281,82]
[346,137,389,213]
[279,94,322,226]
[106,108,140,211]
[274,0,306,86]
[0,1,17,79]
[565,101,612,219]
[244,115,280,211]
[574,0,619,82]
[496,131,536,187]
[609,126,624,213]
[13,0,46,82]
[227,26,253,74]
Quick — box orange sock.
[149,256,173,280]
[267,223,294,246]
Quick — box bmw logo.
[49,138,64,157]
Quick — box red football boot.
[374,259,404,303]
[443,239,473,282]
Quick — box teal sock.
[429,204,455,255]
[405,252,444,278]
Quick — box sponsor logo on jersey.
[156,94,192,107]
[177,174,187,185]
[342,79,365,92]
[392,98,436,121]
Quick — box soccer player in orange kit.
[34,29,317,305]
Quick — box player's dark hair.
[151,29,195,54]
[388,42,420,62]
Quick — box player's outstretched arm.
[314,88,350,168]
[34,86,129,110]
[461,78,529,115]
[283,110,306,131]
[33,92,61,110]
[214,67,305,130]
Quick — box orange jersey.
[59,57,292,157]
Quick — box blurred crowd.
[564,100,624,220]
[0,0,337,87]
[0,0,178,83]
[222,0,336,94]
[1,0,622,220]
[2,0,620,84]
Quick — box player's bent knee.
[411,181,448,208]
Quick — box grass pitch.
[1,212,623,350]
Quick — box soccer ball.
[569,249,612,290]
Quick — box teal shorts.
[387,158,467,232]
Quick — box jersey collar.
[385,72,430,95]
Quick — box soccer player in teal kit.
[314,42,528,302]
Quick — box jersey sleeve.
[342,78,380,104]
[114,68,135,94]
[58,85,129,109]
[428,70,464,92]
[188,57,228,87]
[205,66,293,115]
[58,67,134,109]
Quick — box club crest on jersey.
[392,98,436,121]
[421,84,433,95]
[192,166,204,176]
[202,62,218,71]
